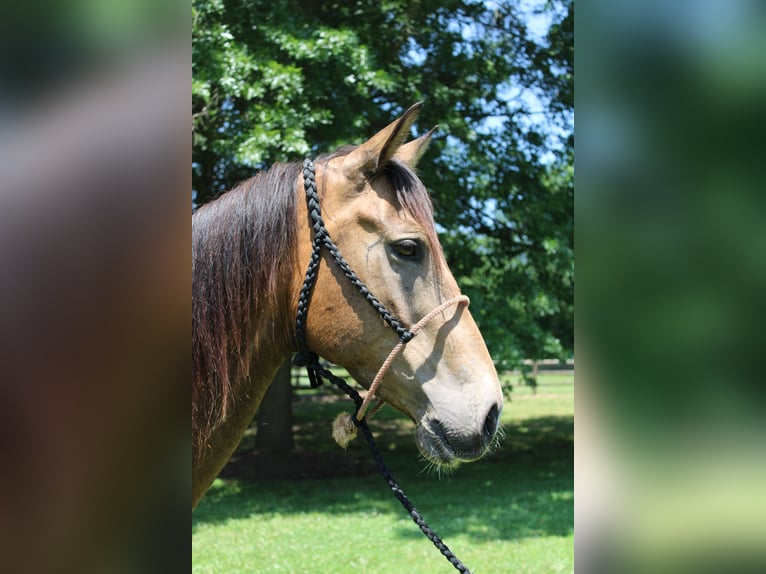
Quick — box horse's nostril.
[482,403,501,442]
[426,403,502,461]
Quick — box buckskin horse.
[192,103,503,508]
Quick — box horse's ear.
[393,125,437,168]
[342,102,422,179]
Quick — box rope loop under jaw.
[354,294,470,423]
[331,294,469,451]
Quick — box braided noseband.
[293,159,472,573]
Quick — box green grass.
[193,373,573,573]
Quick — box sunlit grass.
[193,371,573,573]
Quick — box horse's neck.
[245,316,293,392]
[216,328,288,436]
[192,234,299,508]
[192,324,290,509]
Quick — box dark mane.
[192,162,301,457]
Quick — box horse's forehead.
[358,187,418,230]
[321,166,404,218]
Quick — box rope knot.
[332,412,358,448]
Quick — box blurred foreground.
[0,1,188,572]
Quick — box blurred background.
[577,0,766,572]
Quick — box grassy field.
[192,373,573,573]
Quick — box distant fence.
[291,358,573,389]
[513,359,574,376]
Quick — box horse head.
[295,103,503,466]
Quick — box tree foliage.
[193,0,573,369]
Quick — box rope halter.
[293,158,470,445]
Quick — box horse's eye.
[392,239,420,259]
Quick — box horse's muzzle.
[417,402,502,465]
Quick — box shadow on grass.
[193,400,573,543]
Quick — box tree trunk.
[254,358,294,452]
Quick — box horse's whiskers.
[485,425,507,457]
[418,456,460,480]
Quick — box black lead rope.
[293,159,472,574]
[303,358,472,574]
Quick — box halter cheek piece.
[292,159,472,574]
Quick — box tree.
[193,0,573,372]
[254,359,294,452]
